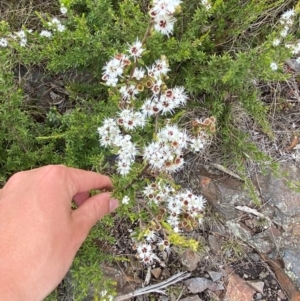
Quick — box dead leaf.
[259,253,300,301]
[284,136,299,151]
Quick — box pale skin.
[0,165,119,301]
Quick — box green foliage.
[1,0,299,299]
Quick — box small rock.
[180,295,203,301]
[208,235,220,254]
[277,289,286,299]
[216,283,224,290]
[208,282,225,292]
[292,224,300,236]
[180,250,201,272]
[208,271,222,282]
[224,273,256,301]
[226,220,252,242]
[161,268,171,279]
[282,247,300,290]
[245,218,254,228]
[254,162,300,229]
[184,277,212,293]
[248,230,276,254]
[249,252,261,262]
[151,267,162,279]
[255,293,263,300]
[247,280,264,294]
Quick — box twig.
[210,163,244,182]
[114,271,191,301]
[235,205,272,227]
[144,266,152,286]
[210,163,244,181]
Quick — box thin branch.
[114,271,191,301]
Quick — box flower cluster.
[135,236,171,265]
[99,290,113,301]
[190,117,216,152]
[270,8,299,70]
[270,62,278,71]
[11,30,31,47]
[285,42,300,57]
[142,86,188,116]
[279,9,295,36]
[99,35,213,176]
[143,181,175,205]
[60,4,68,15]
[136,243,155,265]
[0,6,66,48]
[149,0,182,36]
[143,181,206,232]
[97,119,140,175]
[143,124,189,173]
[0,30,32,48]
[201,0,212,10]
[99,66,212,175]
[47,17,66,33]
[102,39,145,87]
[0,38,8,48]
[122,195,130,205]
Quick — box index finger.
[64,166,113,197]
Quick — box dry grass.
[0,0,58,31]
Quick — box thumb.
[72,192,119,245]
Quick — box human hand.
[0,165,118,301]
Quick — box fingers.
[6,165,113,198]
[73,192,90,206]
[64,166,113,197]
[71,192,119,246]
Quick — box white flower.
[133,111,146,128]
[280,26,289,38]
[103,58,124,79]
[150,0,181,17]
[158,239,171,253]
[296,57,300,64]
[48,18,65,32]
[145,229,158,242]
[287,42,300,55]
[201,0,212,10]
[16,30,26,38]
[153,14,177,36]
[48,17,60,26]
[119,85,139,101]
[100,290,113,301]
[128,39,144,60]
[270,62,278,71]
[133,67,145,80]
[117,160,131,176]
[272,38,280,46]
[141,98,154,117]
[60,5,68,15]
[0,38,8,47]
[40,30,52,38]
[122,196,130,205]
[153,58,170,77]
[57,24,66,32]
[190,136,206,152]
[19,38,27,47]
[104,75,119,87]
[173,226,180,233]
[280,9,295,25]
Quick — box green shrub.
[1,0,299,299]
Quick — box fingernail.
[109,198,119,212]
